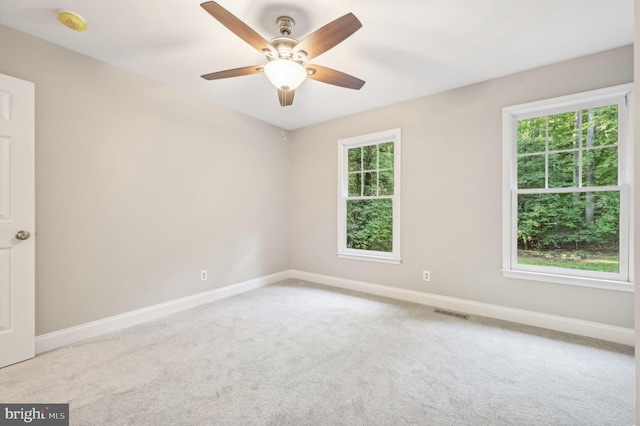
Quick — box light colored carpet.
[0,280,634,425]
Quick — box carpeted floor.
[0,280,634,425]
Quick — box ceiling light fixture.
[57,10,87,32]
[263,59,306,92]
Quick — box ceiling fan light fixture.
[263,59,306,92]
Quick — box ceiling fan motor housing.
[268,36,300,61]
[269,17,307,61]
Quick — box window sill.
[337,252,402,264]
[502,269,633,292]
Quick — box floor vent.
[433,308,469,320]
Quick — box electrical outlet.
[422,270,431,282]
[200,270,208,281]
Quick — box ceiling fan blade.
[201,2,276,56]
[278,89,295,107]
[306,65,365,90]
[294,13,362,61]
[201,65,263,80]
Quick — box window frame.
[502,84,634,292]
[337,128,402,264]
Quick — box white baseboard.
[35,269,633,353]
[290,270,635,346]
[35,271,290,354]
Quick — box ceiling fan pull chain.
[280,90,288,142]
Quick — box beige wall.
[0,24,290,335]
[289,45,634,328]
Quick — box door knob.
[15,230,30,240]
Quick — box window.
[338,128,401,263]
[502,84,633,291]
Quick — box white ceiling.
[0,0,633,130]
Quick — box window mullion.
[517,185,622,195]
[360,147,364,196]
[376,143,380,196]
[348,195,394,201]
[577,109,583,188]
[545,115,549,189]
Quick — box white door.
[0,73,35,368]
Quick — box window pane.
[582,147,618,187]
[517,154,545,189]
[348,173,361,196]
[348,147,361,172]
[379,142,394,169]
[548,151,577,188]
[363,172,377,196]
[346,199,393,252]
[582,147,618,186]
[363,145,377,170]
[548,112,577,151]
[517,117,546,154]
[517,191,619,273]
[582,105,618,148]
[379,170,394,196]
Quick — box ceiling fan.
[200,1,365,107]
